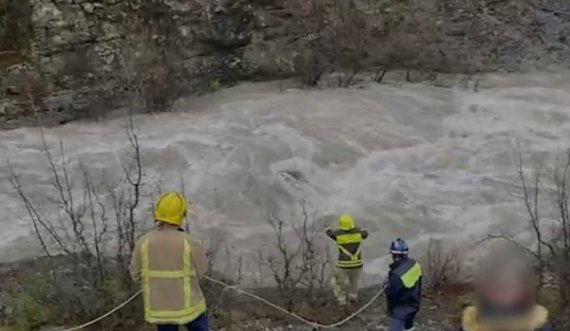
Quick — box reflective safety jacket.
[326,227,369,269]
[130,227,206,325]
[385,258,422,320]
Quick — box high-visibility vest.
[141,236,206,324]
[336,231,363,268]
[399,261,422,289]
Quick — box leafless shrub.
[257,200,331,307]
[7,111,145,322]
[421,238,462,289]
[288,0,372,87]
[373,67,388,83]
[196,226,245,276]
[327,0,371,87]
[195,229,249,320]
[550,152,570,306]
[143,64,181,113]
[110,17,186,114]
[486,149,570,307]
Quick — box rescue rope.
[59,290,142,331]
[58,276,385,330]
[203,275,385,329]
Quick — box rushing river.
[1,73,570,283]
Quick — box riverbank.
[1,251,569,331]
[0,256,466,331]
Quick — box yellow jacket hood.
[461,305,549,331]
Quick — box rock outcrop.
[1,0,569,128]
[0,0,286,127]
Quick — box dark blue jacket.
[385,258,422,320]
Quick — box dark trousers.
[388,316,415,331]
[156,313,209,331]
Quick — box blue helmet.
[390,238,409,255]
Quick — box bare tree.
[487,149,570,306]
[258,200,331,307]
[421,238,461,290]
[327,0,371,87]
[7,113,145,320]
[124,115,143,255]
[551,151,570,305]
[287,0,372,87]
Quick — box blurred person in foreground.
[130,192,209,331]
[455,244,554,331]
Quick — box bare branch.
[125,114,143,255]
[82,166,105,282]
[7,159,55,272]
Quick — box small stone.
[0,101,22,116]
[6,86,21,96]
[82,3,95,14]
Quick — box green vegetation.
[208,79,222,92]
[8,293,46,331]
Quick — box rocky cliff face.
[1,0,569,128]
[0,0,297,127]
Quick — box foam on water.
[1,74,570,283]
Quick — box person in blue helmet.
[384,238,422,331]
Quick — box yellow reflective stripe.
[338,245,352,258]
[401,262,422,288]
[146,306,198,318]
[338,245,361,261]
[141,269,194,278]
[337,260,363,266]
[337,262,363,269]
[141,239,151,312]
[183,239,191,310]
[337,243,363,268]
[141,235,206,324]
[336,233,362,244]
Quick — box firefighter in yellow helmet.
[326,214,369,305]
[129,192,209,331]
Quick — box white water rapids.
[1,73,570,283]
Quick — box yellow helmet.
[154,192,189,226]
[338,214,355,230]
